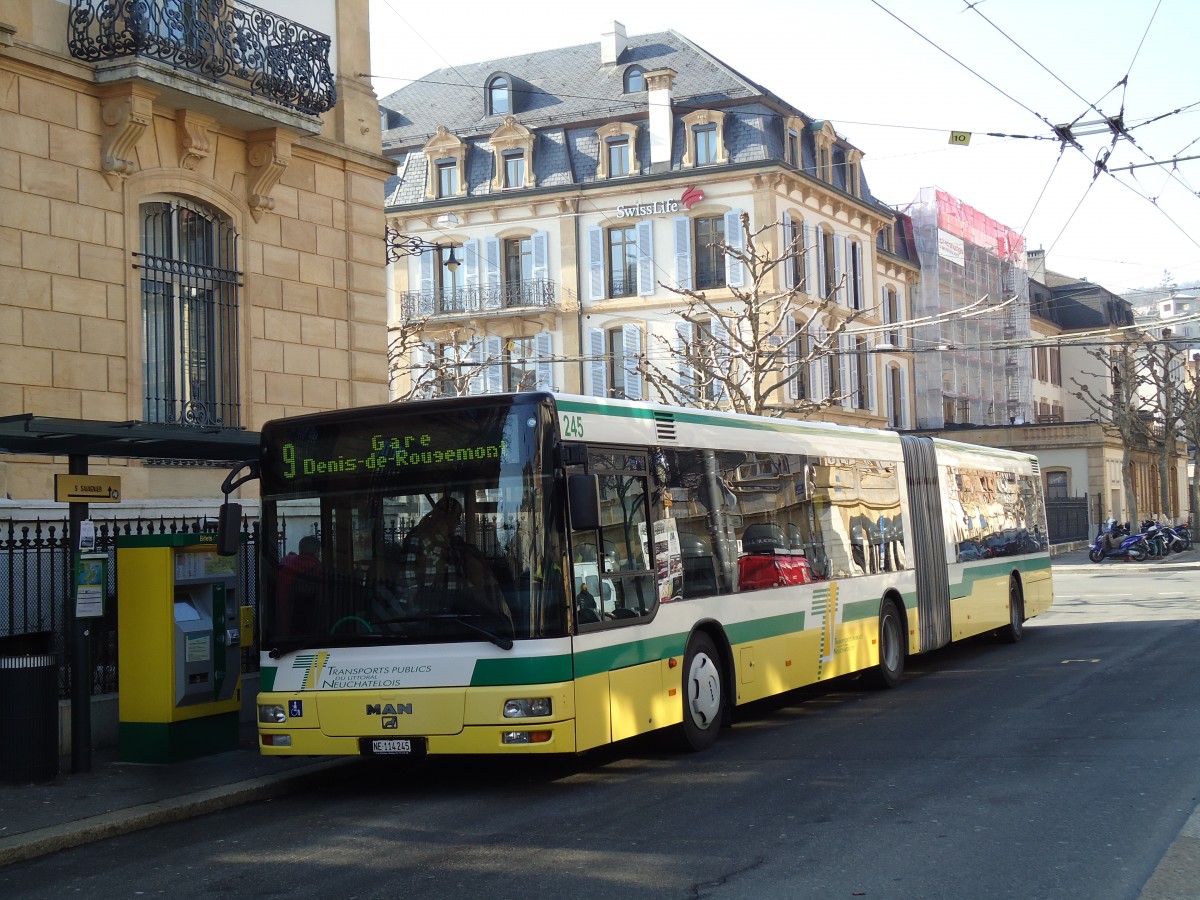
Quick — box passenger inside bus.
[277,535,323,634]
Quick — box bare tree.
[1138,337,1189,520]
[388,324,499,402]
[1071,338,1154,526]
[639,212,1007,419]
[1176,353,1200,526]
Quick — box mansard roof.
[379,30,770,150]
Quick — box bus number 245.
[562,414,584,439]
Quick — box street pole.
[68,454,91,773]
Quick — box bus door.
[900,436,951,651]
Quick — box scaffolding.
[905,187,1033,430]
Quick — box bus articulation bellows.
[216,392,1052,757]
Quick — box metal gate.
[1045,495,1090,543]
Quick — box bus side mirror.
[217,502,242,556]
[568,474,601,532]
[217,459,259,556]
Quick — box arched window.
[623,66,645,93]
[487,76,511,116]
[140,197,240,427]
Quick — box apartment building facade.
[380,22,919,428]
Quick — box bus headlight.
[259,704,287,724]
[503,697,552,718]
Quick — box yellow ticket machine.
[117,534,243,762]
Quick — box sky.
[366,0,1200,300]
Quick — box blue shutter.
[781,213,795,291]
[485,335,504,393]
[852,241,864,310]
[410,343,434,398]
[418,250,435,315]
[676,320,695,398]
[724,208,744,288]
[622,323,642,400]
[785,315,798,400]
[815,229,827,300]
[809,324,826,402]
[589,327,607,397]
[886,365,896,427]
[673,216,692,291]
[834,236,847,306]
[710,317,729,403]
[484,237,502,309]
[865,341,876,413]
[535,332,553,390]
[463,238,480,292]
[636,219,655,296]
[803,223,817,296]
[466,340,484,395]
[841,333,854,408]
[587,225,605,301]
[531,231,548,283]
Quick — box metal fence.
[1045,495,1091,544]
[0,516,258,700]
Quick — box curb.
[0,759,348,868]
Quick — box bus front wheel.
[874,597,905,689]
[678,632,724,752]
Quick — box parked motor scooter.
[1088,522,1148,562]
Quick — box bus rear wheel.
[998,577,1025,644]
[874,597,905,689]
[678,632,724,752]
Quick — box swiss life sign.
[55,474,121,503]
[614,185,705,218]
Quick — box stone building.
[0,0,392,506]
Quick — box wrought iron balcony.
[67,0,337,117]
[400,279,558,318]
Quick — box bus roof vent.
[1030,459,1040,476]
[653,411,676,442]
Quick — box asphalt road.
[3,554,1198,900]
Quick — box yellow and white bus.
[226,392,1052,757]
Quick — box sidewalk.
[0,720,348,867]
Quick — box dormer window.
[487,75,512,116]
[623,66,645,93]
[595,121,639,179]
[503,150,525,189]
[681,109,729,168]
[421,126,467,200]
[489,116,535,191]
[784,115,803,168]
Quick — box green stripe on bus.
[555,398,899,443]
[260,665,277,691]
[470,654,574,686]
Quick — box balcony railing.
[400,279,558,317]
[67,0,337,116]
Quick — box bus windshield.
[258,395,565,652]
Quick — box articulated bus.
[220,392,1052,757]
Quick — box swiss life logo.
[680,185,704,209]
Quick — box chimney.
[601,21,627,66]
[644,68,676,173]
[1026,247,1046,284]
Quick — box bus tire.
[999,576,1024,644]
[874,597,905,689]
[678,632,724,752]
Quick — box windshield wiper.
[376,613,514,651]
